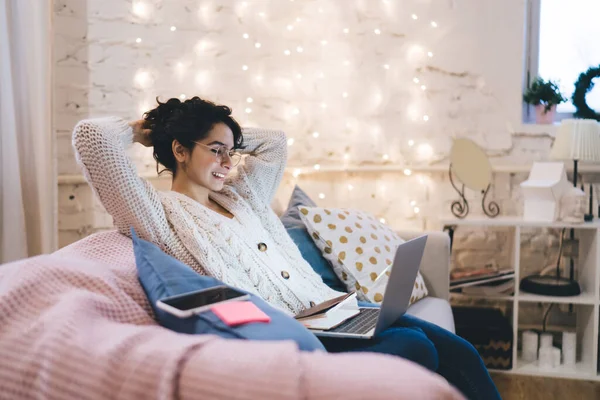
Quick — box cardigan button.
[258,242,268,252]
[281,270,290,279]
[309,301,317,307]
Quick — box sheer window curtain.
[0,0,56,263]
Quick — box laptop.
[310,235,428,339]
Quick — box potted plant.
[523,77,567,124]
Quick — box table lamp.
[521,119,600,297]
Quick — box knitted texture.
[72,117,344,314]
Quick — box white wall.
[55,0,562,276]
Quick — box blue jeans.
[319,310,501,400]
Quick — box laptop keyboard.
[328,308,380,334]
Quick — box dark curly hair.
[143,96,244,176]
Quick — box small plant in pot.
[523,77,567,124]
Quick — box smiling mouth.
[212,172,226,179]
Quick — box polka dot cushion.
[298,206,428,305]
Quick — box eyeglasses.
[193,141,242,167]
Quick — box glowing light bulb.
[417,143,434,158]
[170,26,177,32]
[319,193,326,199]
[403,168,412,176]
[344,153,350,160]
[414,207,420,214]
[287,25,294,31]
[134,70,151,87]
[320,103,328,109]
[292,108,300,115]
[245,107,252,113]
[431,21,438,28]
[296,73,302,79]
[408,139,415,146]
[374,29,381,35]
[410,200,417,206]
[423,115,429,121]
[421,85,427,91]
[247,97,253,103]
[314,164,321,170]
[321,40,328,45]
[242,65,248,71]
[135,37,142,43]
[132,2,149,18]
[411,14,418,20]
[348,184,354,191]
[258,12,266,17]
[284,49,291,55]
[379,218,386,224]
[243,33,249,39]
[428,52,433,57]
[296,46,303,53]
[382,154,389,160]
[312,131,320,138]
[287,138,295,146]
[342,92,349,98]
[179,93,186,99]
[413,77,419,83]
[383,64,390,69]
[255,42,261,48]
[343,28,349,34]
[293,168,301,177]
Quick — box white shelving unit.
[442,216,600,381]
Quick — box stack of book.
[450,267,515,296]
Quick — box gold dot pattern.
[298,206,428,305]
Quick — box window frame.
[524,0,573,123]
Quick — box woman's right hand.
[129,119,153,147]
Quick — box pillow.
[280,186,346,292]
[298,207,428,305]
[131,228,325,352]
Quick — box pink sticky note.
[211,301,271,326]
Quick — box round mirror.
[449,138,492,192]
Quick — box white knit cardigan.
[72,117,344,315]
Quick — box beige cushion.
[299,206,428,305]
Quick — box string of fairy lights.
[129,0,441,221]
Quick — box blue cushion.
[131,228,325,352]
[281,186,347,292]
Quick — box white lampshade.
[549,119,600,162]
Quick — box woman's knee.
[376,327,439,371]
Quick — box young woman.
[73,96,500,400]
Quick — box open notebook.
[294,292,359,330]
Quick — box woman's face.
[184,122,236,192]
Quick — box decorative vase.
[559,186,586,223]
[535,104,556,124]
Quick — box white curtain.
[0,0,56,263]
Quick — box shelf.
[517,292,597,305]
[514,357,596,381]
[450,293,514,301]
[440,216,600,229]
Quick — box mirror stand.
[449,164,500,219]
